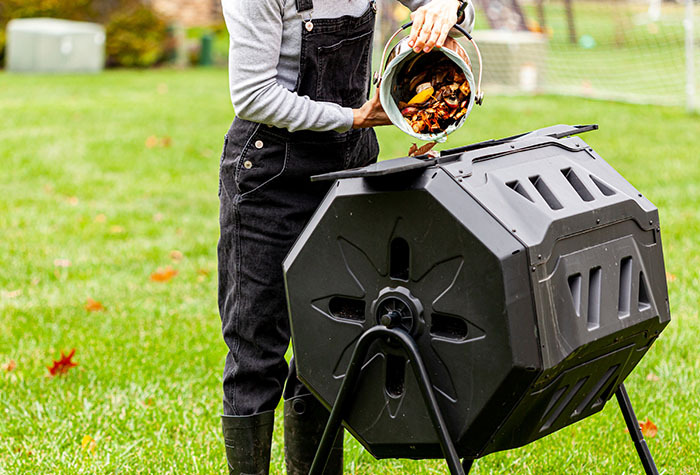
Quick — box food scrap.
[395,55,470,135]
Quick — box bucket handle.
[373,22,484,106]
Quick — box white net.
[376,0,699,110]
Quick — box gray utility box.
[6,18,105,73]
[284,125,669,460]
[463,29,548,93]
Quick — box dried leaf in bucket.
[393,52,471,136]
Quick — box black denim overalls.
[218,0,379,416]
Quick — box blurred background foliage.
[0,0,173,68]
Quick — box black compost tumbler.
[283,125,670,474]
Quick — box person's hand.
[352,89,391,129]
[408,0,460,54]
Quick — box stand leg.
[615,384,660,475]
[309,326,466,475]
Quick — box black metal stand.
[308,325,471,475]
[309,325,659,475]
[616,384,660,475]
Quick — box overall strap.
[295,0,314,13]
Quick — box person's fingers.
[435,22,451,49]
[408,10,425,48]
[414,12,435,52]
[425,21,444,52]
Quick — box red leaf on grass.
[48,349,78,376]
[640,418,658,438]
[2,360,16,372]
[85,298,105,312]
[150,266,178,282]
[624,418,658,438]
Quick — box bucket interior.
[380,45,475,143]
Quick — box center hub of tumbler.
[372,286,424,334]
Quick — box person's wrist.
[352,107,366,129]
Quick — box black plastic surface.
[283,124,670,459]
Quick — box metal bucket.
[375,23,484,143]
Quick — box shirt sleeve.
[398,0,476,34]
[222,0,354,133]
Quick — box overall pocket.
[234,131,288,197]
[315,30,373,108]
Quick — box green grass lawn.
[0,68,698,474]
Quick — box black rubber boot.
[284,394,343,475]
[222,411,274,475]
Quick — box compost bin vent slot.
[385,354,406,398]
[540,377,588,432]
[430,313,469,341]
[506,180,534,203]
[638,271,651,311]
[390,237,410,281]
[529,175,563,210]
[590,174,616,196]
[329,297,365,322]
[587,267,602,331]
[618,257,633,318]
[571,365,619,417]
[561,167,594,202]
[568,273,582,317]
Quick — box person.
[218,0,475,473]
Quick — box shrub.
[105,5,168,67]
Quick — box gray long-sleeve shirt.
[222,0,475,133]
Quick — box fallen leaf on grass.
[94,214,107,223]
[665,272,677,283]
[54,259,72,268]
[1,289,22,299]
[150,266,178,282]
[48,349,78,376]
[145,135,172,149]
[170,250,183,262]
[625,418,658,438]
[85,298,105,312]
[81,435,96,453]
[646,372,660,382]
[2,360,16,372]
[145,135,160,148]
[67,196,79,206]
[640,418,658,438]
[141,397,156,407]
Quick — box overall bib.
[218,1,378,473]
